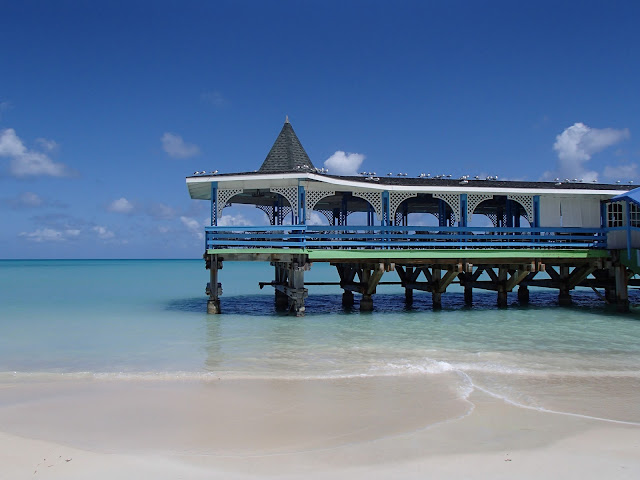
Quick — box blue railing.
[205,225,607,250]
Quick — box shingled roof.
[258,118,315,173]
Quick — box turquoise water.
[1,259,640,422]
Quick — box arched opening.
[393,194,455,227]
[217,189,295,226]
[468,196,531,228]
[310,193,378,226]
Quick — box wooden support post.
[274,264,289,309]
[405,287,413,304]
[342,290,354,307]
[432,267,442,309]
[464,286,473,306]
[206,254,221,314]
[497,267,508,308]
[558,265,572,306]
[517,285,529,304]
[359,263,385,311]
[360,294,374,311]
[615,265,629,313]
[287,257,308,316]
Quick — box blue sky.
[1,0,639,258]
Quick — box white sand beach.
[1,377,638,479]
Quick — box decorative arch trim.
[305,189,335,220]
[508,194,535,223]
[433,193,461,224]
[389,191,418,219]
[270,187,298,216]
[217,188,244,218]
[467,194,494,220]
[353,191,383,221]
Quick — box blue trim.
[210,182,218,227]
[627,201,632,259]
[460,194,467,227]
[438,199,447,227]
[382,191,390,226]
[533,196,540,228]
[298,185,306,225]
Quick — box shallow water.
[1,259,639,423]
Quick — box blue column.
[210,182,218,226]
[533,196,540,228]
[341,194,349,226]
[438,199,447,227]
[459,194,467,227]
[298,185,306,225]
[600,201,607,229]
[382,191,390,226]
[626,201,632,259]
[506,199,513,228]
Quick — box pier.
[188,120,640,315]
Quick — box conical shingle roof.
[258,118,315,173]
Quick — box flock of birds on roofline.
[190,170,634,185]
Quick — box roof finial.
[285,115,290,124]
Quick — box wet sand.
[1,376,639,479]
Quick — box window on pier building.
[607,202,624,228]
[630,203,640,227]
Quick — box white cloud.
[92,225,115,240]
[217,213,252,226]
[9,192,43,208]
[149,203,177,219]
[544,122,630,182]
[35,138,58,152]
[19,228,80,242]
[0,128,70,177]
[306,211,326,225]
[180,216,204,239]
[323,151,365,176]
[161,132,200,159]
[21,192,42,206]
[107,197,134,214]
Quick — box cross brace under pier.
[204,250,634,314]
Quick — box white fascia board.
[186,173,627,200]
[302,175,626,197]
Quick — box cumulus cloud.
[92,225,115,240]
[306,211,326,225]
[161,132,200,159]
[217,213,252,226]
[19,228,80,242]
[180,216,204,239]
[323,151,365,176]
[543,122,630,182]
[107,197,134,214]
[0,128,70,177]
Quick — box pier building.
[186,119,639,315]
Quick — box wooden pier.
[188,119,640,315]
